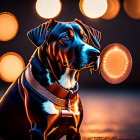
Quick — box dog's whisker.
[90,68,93,75]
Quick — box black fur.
[0,19,101,140]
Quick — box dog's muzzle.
[68,48,100,71]
[87,50,100,70]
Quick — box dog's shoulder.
[0,79,20,104]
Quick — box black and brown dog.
[0,19,101,140]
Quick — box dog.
[0,19,101,140]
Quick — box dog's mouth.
[68,61,98,81]
[57,57,99,90]
[66,58,99,71]
[86,59,100,71]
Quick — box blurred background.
[0,0,140,138]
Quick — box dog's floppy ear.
[27,19,57,47]
[74,19,101,49]
[86,25,101,49]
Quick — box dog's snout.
[86,49,100,65]
[87,50,100,57]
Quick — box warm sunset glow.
[80,92,140,137]
[100,43,132,84]
[36,0,62,19]
[102,0,120,20]
[79,0,108,18]
[0,52,25,83]
[0,12,18,41]
[123,0,140,19]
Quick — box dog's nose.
[87,50,100,57]
[86,49,100,64]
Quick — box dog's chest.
[42,99,81,128]
[42,100,80,116]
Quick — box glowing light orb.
[100,43,132,84]
[79,0,108,18]
[0,52,25,83]
[0,12,18,41]
[36,0,62,19]
[102,0,120,20]
[123,0,140,19]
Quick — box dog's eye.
[62,35,69,40]
[83,35,87,41]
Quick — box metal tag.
[61,109,73,117]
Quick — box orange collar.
[25,65,78,107]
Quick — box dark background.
[1,0,140,137]
[0,0,140,90]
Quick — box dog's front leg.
[29,125,44,140]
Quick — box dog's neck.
[58,68,78,90]
[30,49,78,90]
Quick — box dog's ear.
[27,19,57,47]
[86,25,101,49]
[74,19,101,49]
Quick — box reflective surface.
[0,88,140,139]
[79,90,140,138]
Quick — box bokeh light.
[0,12,18,41]
[36,0,62,19]
[123,0,140,19]
[102,0,120,20]
[100,43,132,84]
[79,0,108,18]
[0,52,25,83]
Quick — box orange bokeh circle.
[0,52,25,83]
[100,43,132,84]
[35,0,62,19]
[0,12,19,41]
[102,0,120,20]
[79,0,108,19]
[123,0,140,19]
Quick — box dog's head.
[27,19,101,80]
